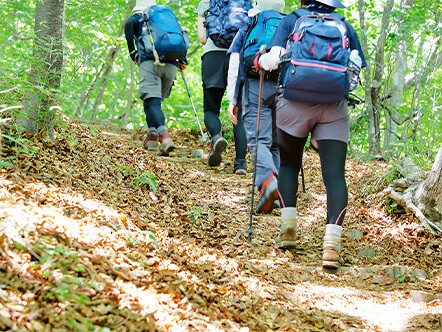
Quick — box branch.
[1,105,22,112]
[187,43,203,58]
[0,87,19,95]
[384,187,442,233]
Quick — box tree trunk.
[18,0,64,140]
[384,0,413,152]
[357,0,376,156]
[73,48,106,119]
[75,0,135,120]
[367,0,394,156]
[384,144,442,233]
[413,143,442,227]
[122,60,136,128]
[90,44,120,120]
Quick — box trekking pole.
[247,68,265,243]
[300,167,306,193]
[180,71,208,142]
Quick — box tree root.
[384,186,442,234]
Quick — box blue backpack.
[281,8,350,104]
[138,5,190,63]
[242,10,284,79]
[205,0,252,49]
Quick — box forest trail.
[1,116,441,332]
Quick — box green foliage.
[140,230,159,248]
[0,126,39,158]
[186,206,205,223]
[384,197,406,216]
[27,242,96,305]
[382,165,401,185]
[133,170,158,191]
[113,165,158,193]
[115,229,159,248]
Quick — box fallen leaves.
[0,122,441,331]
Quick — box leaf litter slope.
[0,117,441,332]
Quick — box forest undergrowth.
[0,115,441,332]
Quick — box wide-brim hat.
[132,0,156,13]
[248,0,285,17]
[314,0,346,8]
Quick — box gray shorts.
[139,60,177,101]
[276,97,350,143]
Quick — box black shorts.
[201,51,229,90]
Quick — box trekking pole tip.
[246,227,253,243]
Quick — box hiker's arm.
[228,103,238,125]
[348,27,367,68]
[197,16,207,44]
[227,52,240,125]
[258,46,286,71]
[124,18,139,63]
[227,52,240,103]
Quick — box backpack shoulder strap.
[293,8,344,21]
[328,12,345,21]
[246,15,258,34]
[243,14,262,50]
[293,8,311,18]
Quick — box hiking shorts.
[139,60,177,101]
[201,51,229,90]
[276,96,350,143]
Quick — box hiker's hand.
[134,52,140,66]
[228,102,238,125]
[178,58,188,71]
[259,46,282,71]
[130,50,139,65]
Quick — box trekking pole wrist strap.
[254,49,266,69]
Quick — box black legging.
[203,87,247,160]
[277,129,348,226]
[144,97,164,128]
[203,87,224,137]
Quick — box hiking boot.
[322,235,341,269]
[255,172,278,214]
[157,133,175,156]
[207,134,227,166]
[322,248,340,268]
[143,133,159,151]
[275,207,298,248]
[234,158,247,175]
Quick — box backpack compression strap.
[289,9,347,47]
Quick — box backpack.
[280,8,350,104]
[242,10,284,80]
[205,0,252,49]
[138,5,190,63]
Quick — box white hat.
[132,0,156,13]
[248,0,285,17]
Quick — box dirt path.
[0,118,441,331]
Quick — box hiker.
[124,0,188,156]
[196,0,249,174]
[226,0,285,213]
[258,0,366,268]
